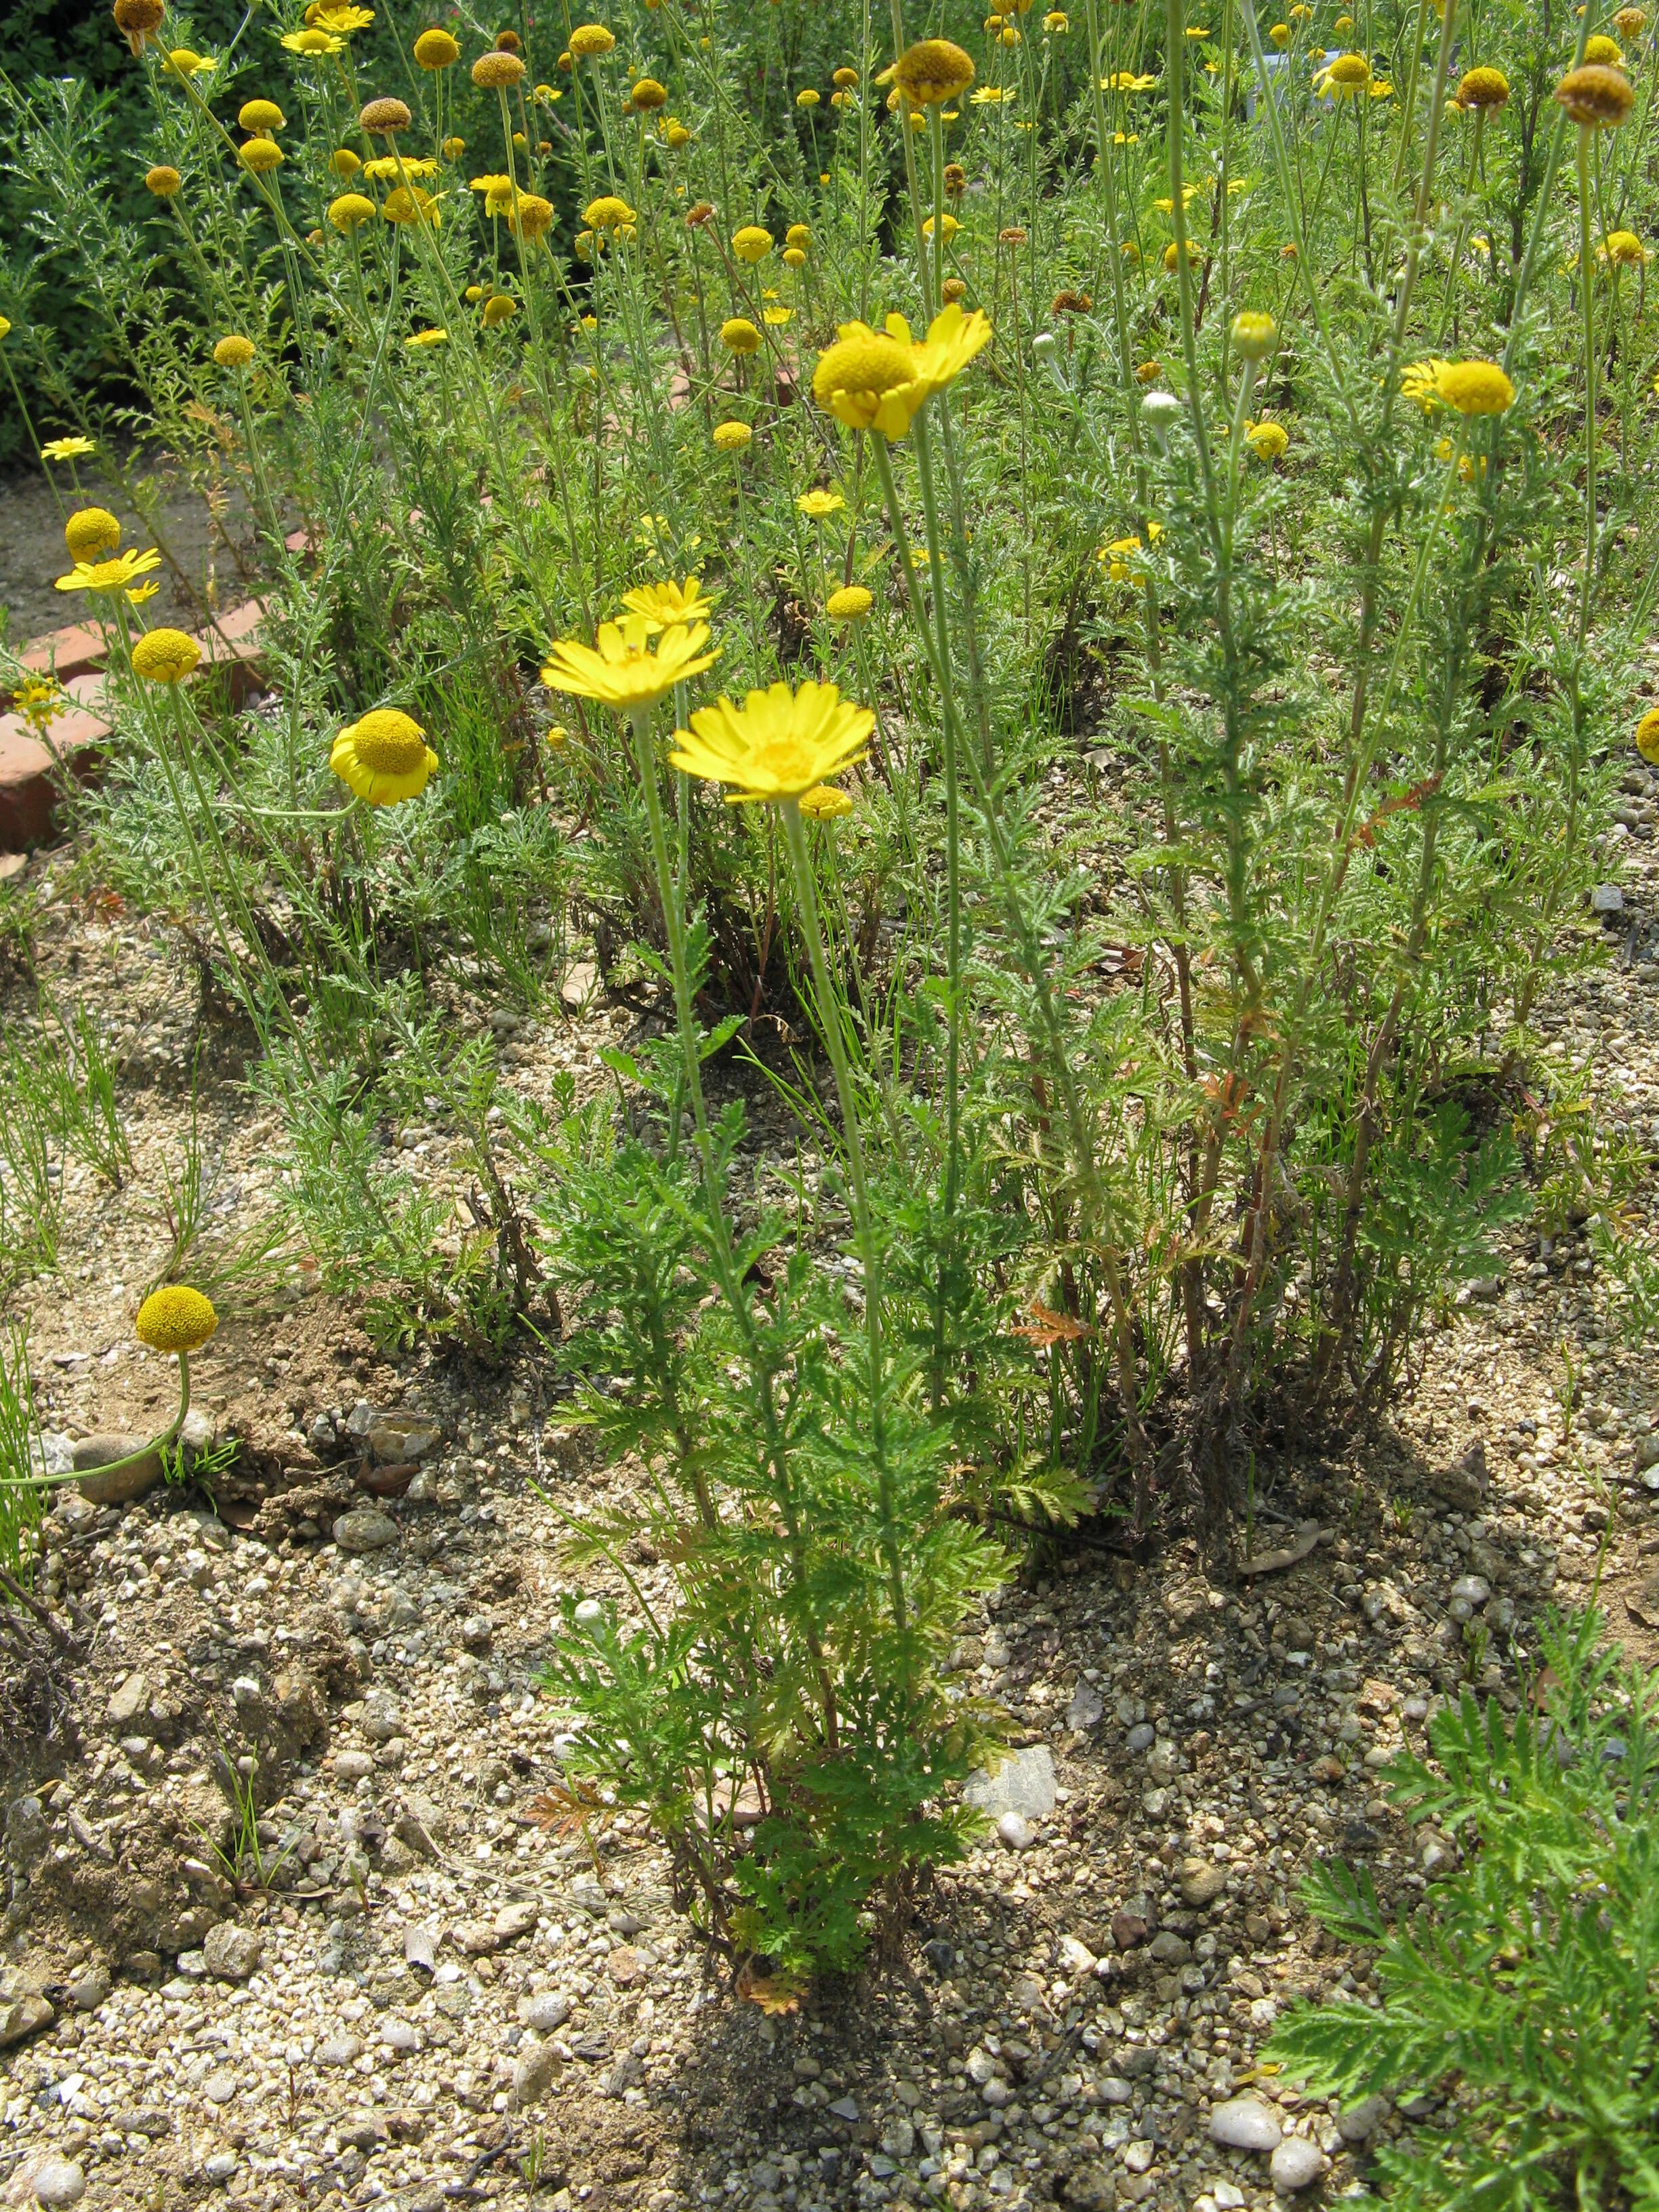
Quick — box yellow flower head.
[41,436,96,462]
[620,575,719,630]
[508,194,554,241]
[797,86,821,106]
[332,148,364,179]
[586,194,636,230]
[113,0,165,54]
[663,118,691,146]
[783,247,807,269]
[798,487,845,518]
[281,26,345,52]
[165,46,214,76]
[733,224,774,264]
[363,155,438,179]
[312,3,375,29]
[1603,228,1647,265]
[922,211,960,242]
[1231,310,1275,359]
[713,420,753,450]
[406,327,449,347]
[569,22,617,57]
[239,97,285,131]
[481,293,518,327]
[136,1285,218,1354]
[812,322,924,437]
[56,546,159,596]
[721,316,763,354]
[66,507,121,560]
[329,191,377,230]
[1245,419,1288,459]
[799,783,854,820]
[1637,707,1659,764]
[146,163,183,197]
[239,136,285,174]
[1555,61,1635,124]
[1616,4,1646,30]
[384,184,443,226]
[1435,357,1514,414]
[215,335,256,369]
[670,678,871,804]
[331,708,440,805]
[472,49,526,87]
[359,96,413,134]
[414,27,460,66]
[889,37,975,103]
[542,616,717,711]
[0,319,10,342]
[1399,356,1446,409]
[1319,49,1371,91]
[1457,64,1510,106]
[826,584,873,619]
[131,627,202,683]
[632,75,668,108]
[1583,33,1624,63]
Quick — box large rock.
[333,1509,398,1554]
[26,2155,85,2208]
[0,1990,55,2047]
[73,1433,161,1505]
[202,1922,262,1983]
[962,1744,1056,1822]
[1210,2097,1284,2152]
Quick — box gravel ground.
[1,778,1658,2212]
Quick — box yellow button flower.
[1435,358,1514,414]
[721,316,763,354]
[331,708,440,805]
[131,628,202,683]
[136,1285,218,1353]
[733,224,774,264]
[826,584,873,619]
[65,507,121,560]
[713,420,753,449]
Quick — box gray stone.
[6,1795,48,1868]
[462,1614,493,1651]
[523,1992,571,2034]
[361,1689,401,1742]
[881,2117,916,2159]
[1336,2095,1389,2146]
[1179,1857,1228,1908]
[512,2037,563,2106]
[344,1400,377,1439]
[368,1417,444,1465]
[28,2157,85,2208]
[201,1923,262,1983]
[829,2097,860,2123]
[561,960,599,1011]
[1209,2097,1284,2153]
[1270,2139,1328,2192]
[319,2035,363,2067]
[0,1991,54,2047]
[66,1965,110,2013]
[381,2017,421,2053]
[180,1408,219,1469]
[108,1671,150,1728]
[73,1433,161,1505]
[333,1509,398,1554]
[1591,883,1624,914]
[333,1750,374,1783]
[202,2152,239,2186]
[494,1900,539,1942]
[308,1413,338,1454]
[962,1744,1056,1822]
[203,2069,237,2105]
[1126,1722,1155,1754]
[1067,1680,1105,1729]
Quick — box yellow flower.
[1637,708,1659,764]
[384,184,442,226]
[1245,419,1288,459]
[281,26,344,52]
[1603,228,1647,265]
[1103,69,1159,89]
[764,306,793,326]
[1045,10,1069,26]
[136,1285,218,1353]
[406,327,449,347]
[670,678,871,804]
[329,192,377,230]
[569,22,617,57]
[799,783,854,819]
[713,420,752,450]
[733,224,774,264]
[1435,357,1514,414]
[312,3,375,30]
[126,581,161,609]
[1270,20,1290,41]
[1231,310,1275,359]
[1399,356,1447,410]
[331,708,440,805]
[721,316,762,354]
[165,47,215,77]
[508,195,554,241]
[131,628,201,683]
[214,335,256,368]
[1317,49,1371,92]
[146,164,182,196]
[64,508,121,559]
[56,548,161,596]
[797,87,821,107]
[812,322,925,436]
[826,584,873,619]
[239,97,285,131]
[783,246,807,268]
[586,194,636,230]
[542,616,718,711]
[41,436,96,462]
[0,319,10,342]
[413,27,460,66]
[1584,32,1624,63]
[621,576,720,632]
[1555,62,1635,125]
[481,294,518,327]
[632,76,668,108]
[922,211,960,241]
[472,49,525,87]
[359,96,413,134]
[239,138,285,174]
[899,301,993,406]
[364,155,438,180]
[886,37,976,104]
[1456,64,1510,106]
[333,148,363,178]
[663,119,690,146]
[798,487,845,518]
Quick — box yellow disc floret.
[136,1284,218,1354]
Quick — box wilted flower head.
[472,48,525,86]
[1554,62,1635,125]
[507,193,554,241]
[1603,228,1647,265]
[888,37,975,103]
[360,96,413,134]
[112,0,165,55]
